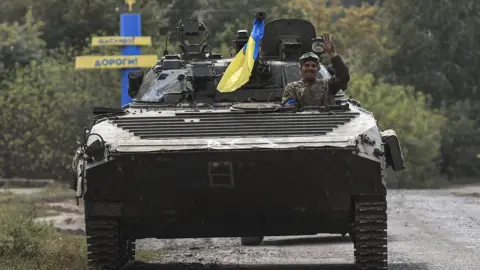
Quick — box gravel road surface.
[124,189,480,270]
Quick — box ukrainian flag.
[217,18,265,92]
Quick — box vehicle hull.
[83,147,385,239]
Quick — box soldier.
[282,33,350,107]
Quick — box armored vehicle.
[71,12,405,270]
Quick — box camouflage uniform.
[282,52,350,107]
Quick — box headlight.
[312,40,325,53]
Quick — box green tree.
[0,9,45,80]
[0,0,183,51]
[288,0,392,72]
[376,0,480,108]
[439,101,480,181]
[195,0,303,48]
[0,48,120,179]
[346,72,446,187]
[375,0,480,183]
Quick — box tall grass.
[0,203,87,270]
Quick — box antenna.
[163,35,169,56]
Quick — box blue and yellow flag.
[217,19,265,93]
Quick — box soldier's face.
[300,61,318,80]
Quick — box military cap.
[299,52,320,63]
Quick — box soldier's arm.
[326,54,350,95]
[282,83,297,105]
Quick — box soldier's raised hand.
[323,33,336,56]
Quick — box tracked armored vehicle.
[71,12,405,270]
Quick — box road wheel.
[85,218,134,270]
[353,195,388,270]
[240,236,264,246]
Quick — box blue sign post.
[120,0,142,107]
[120,12,141,107]
[75,0,157,108]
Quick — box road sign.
[75,0,157,107]
[91,36,152,46]
[75,55,158,69]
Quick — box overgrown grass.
[0,203,88,270]
[0,183,164,269]
[0,182,88,269]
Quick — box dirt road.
[27,185,480,269]
[123,188,480,270]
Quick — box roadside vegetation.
[0,183,88,270]
[0,207,87,270]
[0,183,162,269]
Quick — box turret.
[261,18,326,61]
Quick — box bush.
[346,72,447,188]
[0,203,87,270]
[439,100,480,182]
[0,8,46,80]
[0,48,120,180]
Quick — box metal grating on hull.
[111,111,360,139]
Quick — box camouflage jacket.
[282,55,350,107]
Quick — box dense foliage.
[0,0,478,188]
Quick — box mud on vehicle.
[71,11,405,270]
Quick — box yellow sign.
[126,0,136,12]
[91,36,151,46]
[75,55,158,69]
